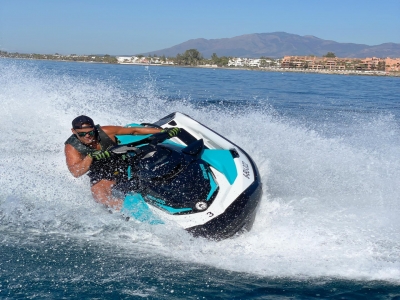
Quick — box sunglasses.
[76,130,95,137]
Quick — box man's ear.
[71,128,75,133]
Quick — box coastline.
[120,62,400,77]
[2,56,399,77]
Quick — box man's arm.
[65,144,93,177]
[102,126,162,142]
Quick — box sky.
[1,0,399,55]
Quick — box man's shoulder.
[65,134,77,145]
[65,134,93,156]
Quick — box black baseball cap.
[72,115,95,129]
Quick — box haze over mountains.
[143,32,400,58]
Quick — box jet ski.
[111,112,262,240]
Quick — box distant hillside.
[143,32,400,58]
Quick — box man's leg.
[91,179,122,210]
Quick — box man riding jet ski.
[65,113,262,240]
[64,115,179,208]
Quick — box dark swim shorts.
[87,169,120,186]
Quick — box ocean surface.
[1,58,400,299]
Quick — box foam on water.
[1,59,399,283]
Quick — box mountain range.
[142,32,400,58]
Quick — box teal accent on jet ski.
[207,171,218,200]
[144,194,192,214]
[199,163,218,200]
[121,193,163,224]
[127,165,132,180]
[202,149,237,185]
[126,123,142,127]
[157,204,192,214]
[199,164,208,179]
[116,134,152,145]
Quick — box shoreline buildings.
[116,55,400,74]
[279,56,400,72]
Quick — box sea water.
[0,58,399,299]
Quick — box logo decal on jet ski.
[195,201,208,211]
[152,161,169,171]
[242,161,250,179]
[199,164,209,180]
